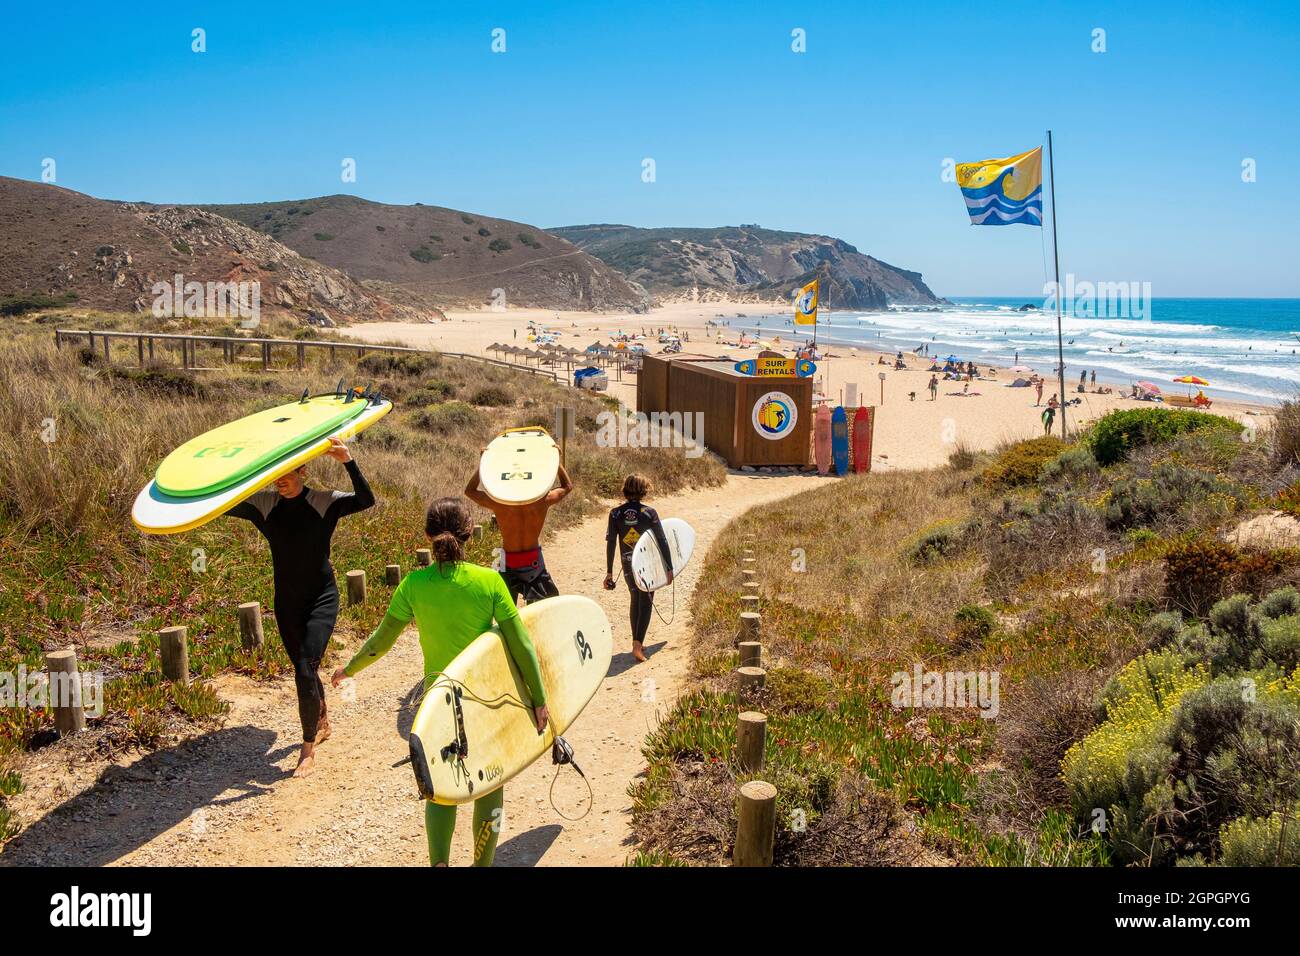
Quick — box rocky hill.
[204,195,650,313]
[0,177,433,324]
[550,224,944,310]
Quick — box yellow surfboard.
[408,595,612,805]
[478,427,560,506]
[132,397,391,534]
[155,393,370,497]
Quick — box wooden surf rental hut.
[638,354,812,468]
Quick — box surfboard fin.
[343,385,356,404]
[407,734,436,801]
[335,378,346,399]
[299,387,309,404]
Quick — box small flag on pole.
[794,278,818,325]
[956,147,1043,226]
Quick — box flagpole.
[1047,129,1067,437]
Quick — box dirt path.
[2,473,811,867]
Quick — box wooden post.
[734,780,777,867]
[741,557,756,567]
[102,335,111,364]
[148,336,155,361]
[45,649,85,735]
[159,626,189,683]
[86,331,93,354]
[54,330,63,350]
[737,665,766,702]
[738,610,761,644]
[416,548,433,567]
[137,335,145,367]
[261,342,270,370]
[346,569,366,605]
[296,343,305,370]
[385,564,401,586]
[740,595,760,615]
[741,568,757,580]
[181,338,190,370]
[738,641,762,668]
[237,602,264,651]
[473,524,484,540]
[737,711,767,773]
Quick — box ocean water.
[734,298,1300,404]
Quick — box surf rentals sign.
[734,357,816,378]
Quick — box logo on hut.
[752,391,796,440]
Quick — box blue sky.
[1,1,1297,297]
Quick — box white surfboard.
[631,517,695,592]
[409,594,613,805]
[478,428,560,505]
[131,398,392,534]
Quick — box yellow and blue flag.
[794,278,818,325]
[956,147,1043,226]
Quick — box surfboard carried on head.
[478,427,561,506]
[132,387,391,535]
[408,595,613,805]
[630,517,695,592]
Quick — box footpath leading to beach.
[1,473,811,867]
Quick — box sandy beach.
[341,302,1276,472]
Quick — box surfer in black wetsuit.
[226,437,374,777]
[604,475,673,663]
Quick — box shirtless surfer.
[464,461,574,604]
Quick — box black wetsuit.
[227,460,374,741]
[606,500,672,645]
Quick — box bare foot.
[632,642,647,663]
[293,745,316,778]
[314,718,331,745]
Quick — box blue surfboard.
[831,407,850,476]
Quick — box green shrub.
[412,401,480,434]
[488,238,512,253]
[313,232,334,241]
[0,292,78,316]
[1103,463,1239,531]
[903,519,967,564]
[981,436,1068,489]
[1085,408,1243,466]
[1259,616,1300,672]
[518,233,541,249]
[477,227,491,237]
[357,352,440,376]
[1039,446,1100,486]
[1259,586,1300,619]
[172,238,192,254]
[1220,808,1300,865]
[953,604,996,647]
[409,246,440,263]
[468,385,513,407]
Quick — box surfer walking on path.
[332,497,549,867]
[464,461,574,605]
[225,437,374,778]
[604,475,674,663]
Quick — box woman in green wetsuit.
[331,497,549,866]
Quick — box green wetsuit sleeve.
[343,610,409,677]
[499,614,546,707]
[343,578,414,677]
[490,574,546,707]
